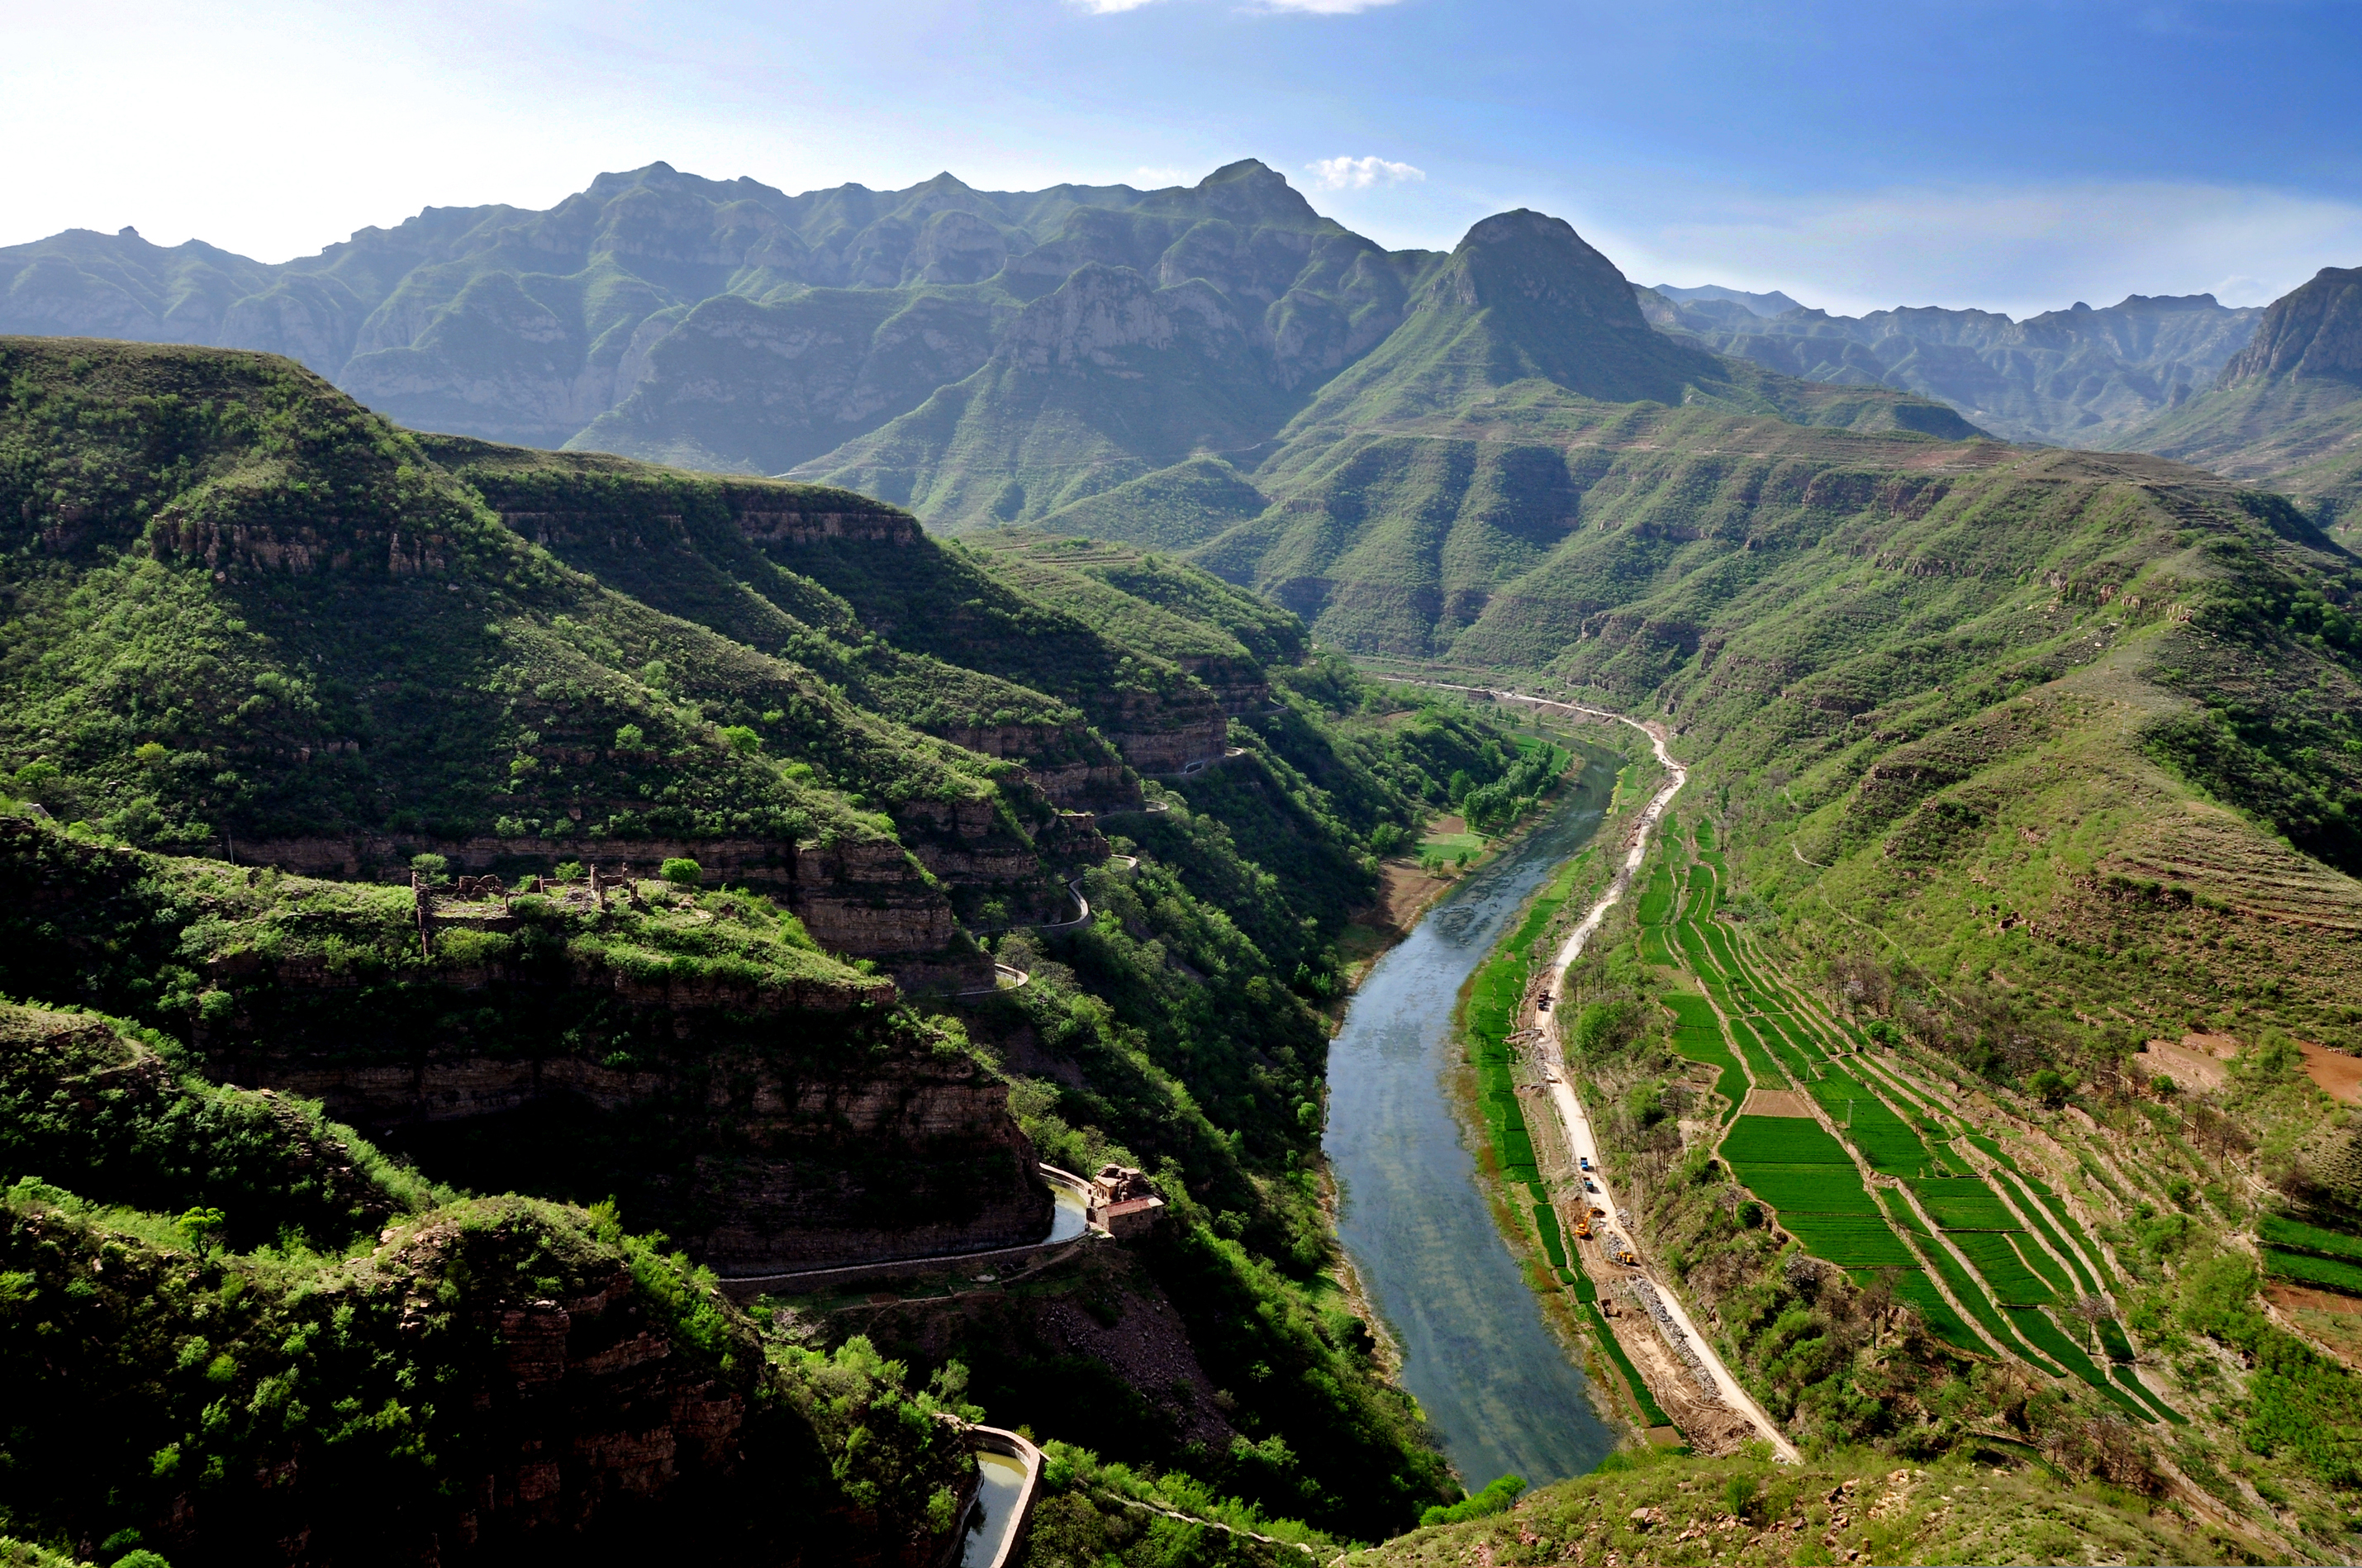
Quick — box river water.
[1324,771,1620,1492]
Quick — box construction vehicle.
[1574,1215,1593,1239]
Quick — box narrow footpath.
[1422,683,1799,1463]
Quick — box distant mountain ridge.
[1648,283,1804,317]
[2103,264,2362,530]
[0,159,1428,471]
[1640,284,2265,444]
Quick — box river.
[1323,767,1621,1493]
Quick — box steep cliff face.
[0,817,1051,1275]
[0,1003,977,1567]
[2112,267,2362,526]
[2217,265,2362,386]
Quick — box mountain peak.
[1173,159,1323,227]
[1445,210,1651,335]
[2219,264,2362,387]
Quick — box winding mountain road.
[1416,683,1799,1462]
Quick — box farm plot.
[1673,919,1724,987]
[1880,1192,2069,1378]
[1733,1163,1886,1216]
[2016,1174,2111,1286]
[1988,1169,2092,1294]
[1876,1266,1990,1355]
[1781,1213,1915,1266]
[1723,1015,1793,1089]
[1951,1231,2056,1305]
[1661,995,1748,1121]
[2265,1247,2362,1296]
[1636,866,1675,925]
[1907,1177,2022,1232]
[2009,1309,2158,1423]
[2112,1366,2188,1425]
[1813,1071,1935,1177]
[1723,1114,1852,1164]
[2262,1214,2362,1263]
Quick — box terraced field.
[1623,827,2187,1433]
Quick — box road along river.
[1324,762,1622,1491]
[1329,686,1796,1480]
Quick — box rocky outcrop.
[225,831,955,955]
[2218,265,2362,387]
[1170,653,1271,716]
[938,721,1135,806]
[236,1044,1052,1276]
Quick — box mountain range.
[14,155,2362,1566]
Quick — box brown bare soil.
[2269,1283,2362,1371]
[2141,1033,2233,1093]
[1739,1088,1815,1118]
[2302,1040,2362,1105]
[1369,858,1454,935]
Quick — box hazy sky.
[7,0,2360,316]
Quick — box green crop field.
[2261,1214,2362,1263]
[1660,998,1749,1123]
[1813,1070,1937,1177]
[1730,1163,1885,1215]
[1880,1195,2070,1377]
[2112,1366,2189,1425]
[1635,866,1675,925]
[2265,1247,2362,1295]
[1639,925,1674,964]
[1664,994,1720,1030]
[1535,1204,1567,1269]
[1881,1267,1989,1355]
[2008,1309,2155,1422]
[1989,1171,2093,1293]
[1723,1115,1852,1163]
[1723,1015,1792,1088]
[1782,1213,1916,1266]
[1906,1178,2022,1232]
[1951,1231,2055,1305]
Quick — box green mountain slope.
[0,335,1623,1551]
[0,999,984,1566]
[2112,265,2362,531]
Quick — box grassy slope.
[1347,1449,2248,1567]
[0,337,979,856]
[2110,374,2362,531]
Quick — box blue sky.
[7,0,2359,315]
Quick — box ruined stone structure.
[1088,1164,1165,1240]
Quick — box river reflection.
[1323,768,1619,1491]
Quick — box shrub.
[409,852,449,885]
[1420,1474,1523,1528]
[613,724,644,749]
[660,858,702,887]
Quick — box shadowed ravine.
[1324,770,1621,1492]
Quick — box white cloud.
[1070,0,1160,11]
[1130,165,1195,187]
[1308,155,1425,191]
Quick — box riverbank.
[1337,712,1609,993]
[1321,763,1628,1493]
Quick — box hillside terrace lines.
[1643,830,2182,1425]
